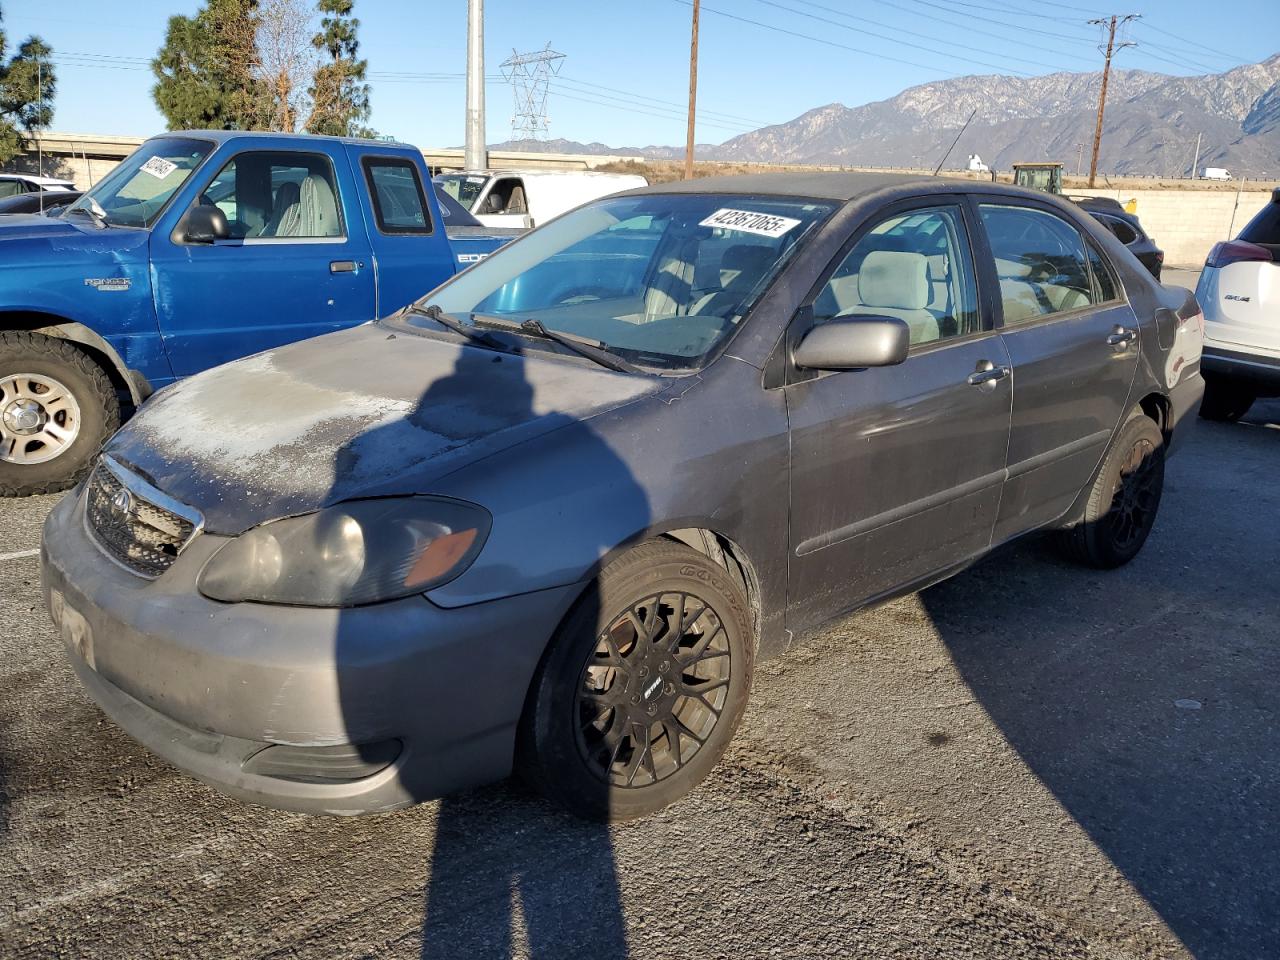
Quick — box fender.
[26,319,152,404]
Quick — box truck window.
[64,136,212,229]
[434,174,488,210]
[197,151,344,240]
[363,157,433,234]
[0,180,22,198]
[482,178,527,216]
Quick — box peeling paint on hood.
[106,322,661,533]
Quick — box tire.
[1198,377,1255,422]
[0,331,120,497]
[517,539,755,822]
[1059,413,1165,569]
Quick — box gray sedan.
[41,173,1205,821]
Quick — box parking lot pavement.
[1162,267,1201,292]
[1,400,1277,960]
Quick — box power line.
[749,0,1042,76]
[672,0,965,76]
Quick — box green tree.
[0,6,56,165]
[152,0,268,130]
[304,0,372,137]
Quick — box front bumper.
[41,489,580,815]
[1201,345,1280,394]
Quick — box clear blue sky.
[4,0,1277,147]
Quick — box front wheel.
[518,540,754,822]
[0,331,120,497]
[1198,377,1255,422]
[1059,413,1165,569]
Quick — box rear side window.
[1100,215,1138,245]
[364,157,433,234]
[1239,199,1280,245]
[980,204,1098,324]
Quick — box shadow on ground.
[921,400,1280,960]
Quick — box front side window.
[64,136,212,229]
[980,204,1097,324]
[416,193,836,370]
[480,178,527,216]
[196,151,343,240]
[812,206,980,345]
[0,180,22,198]
[364,157,432,234]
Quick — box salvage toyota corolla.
[42,173,1205,821]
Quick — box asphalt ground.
[1,378,1277,955]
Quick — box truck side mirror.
[181,205,230,244]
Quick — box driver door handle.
[967,361,1011,387]
[330,260,360,274]
[1106,325,1137,346]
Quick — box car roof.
[148,130,420,151]
[624,171,1051,204]
[0,173,75,186]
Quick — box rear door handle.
[1106,325,1137,346]
[967,361,1011,387]
[330,260,360,274]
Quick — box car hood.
[0,215,149,263]
[106,322,664,534]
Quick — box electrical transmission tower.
[500,44,566,141]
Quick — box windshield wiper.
[474,315,642,374]
[403,303,506,350]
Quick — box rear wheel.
[1199,377,1255,422]
[1059,413,1165,569]
[0,331,119,497]
[518,540,754,822]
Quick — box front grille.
[85,459,199,578]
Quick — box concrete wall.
[1071,187,1273,267]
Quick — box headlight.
[198,498,490,606]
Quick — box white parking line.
[0,547,39,561]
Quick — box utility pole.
[683,0,700,181]
[1191,131,1202,180]
[36,61,44,180]
[464,0,487,171]
[1086,14,1138,188]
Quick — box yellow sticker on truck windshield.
[699,208,801,238]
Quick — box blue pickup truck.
[0,131,517,496]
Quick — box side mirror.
[182,205,229,244]
[793,315,911,370]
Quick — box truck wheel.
[1058,413,1164,569]
[1198,377,1254,422]
[517,540,754,822]
[0,331,120,497]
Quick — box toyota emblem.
[110,487,134,518]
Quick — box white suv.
[1196,188,1280,421]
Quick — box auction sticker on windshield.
[140,156,178,180]
[699,208,802,238]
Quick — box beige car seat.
[690,245,775,318]
[841,250,940,344]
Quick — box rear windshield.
[1239,197,1280,246]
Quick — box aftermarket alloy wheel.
[0,331,119,497]
[518,540,754,822]
[1198,376,1255,422]
[1060,413,1165,569]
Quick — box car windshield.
[412,193,836,370]
[64,136,213,229]
[434,173,491,210]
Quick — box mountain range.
[491,55,1280,176]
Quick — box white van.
[1202,167,1232,181]
[434,169,648,228]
